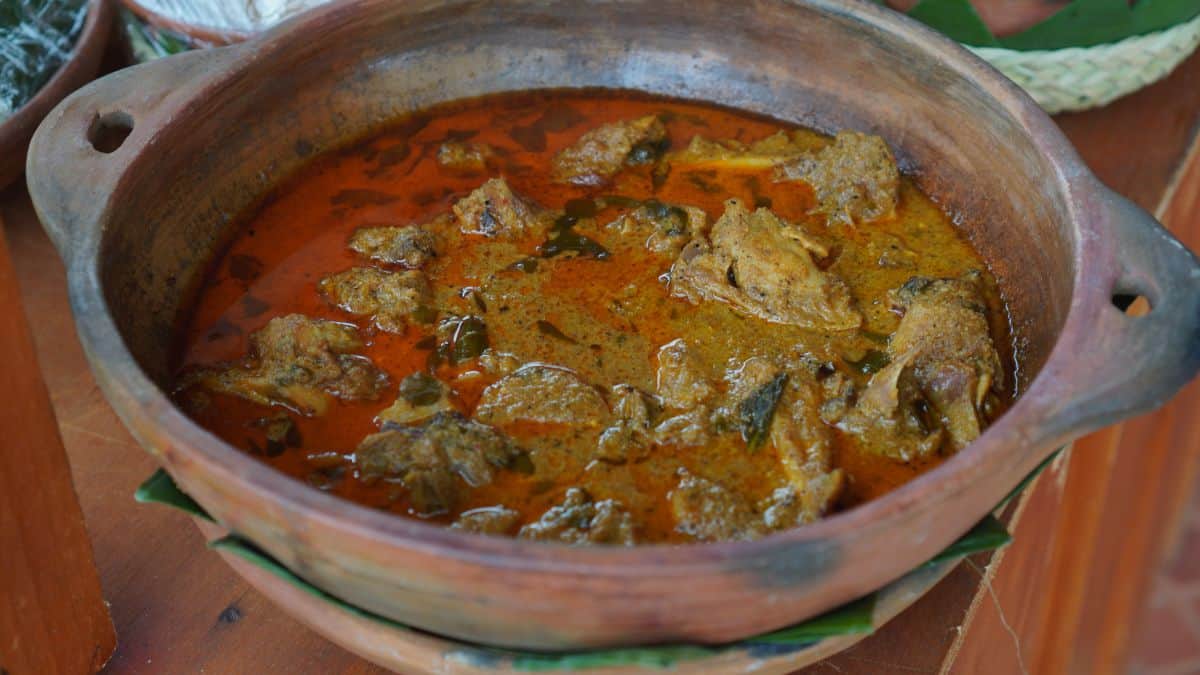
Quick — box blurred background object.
[118,0,329,53]
[886,0,1200,112]
[0,0,111,188]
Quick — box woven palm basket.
[968,13,1200,114]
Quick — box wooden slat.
[0,215,116,674]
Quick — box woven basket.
[969,13,1200,114]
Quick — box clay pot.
[25,0,1200,651]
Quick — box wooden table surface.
[2,51,1198,675]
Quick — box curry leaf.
[847,349,891,375]
[739,373,788,452]
[539,227,611,260]
[399,372,445,406]
[449,316,488,363]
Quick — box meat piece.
[452,178,550,239]
[766,378,844,523]
[377,372,454,426]
[519,487,635,545]
[477,348,521,376]
[355,412,521,515]
[669,471,764,542]
[436,141,494,171]
[596,384,656,463]
[840,273,1002,461]
[652,407,711,448]
[475,364,609,428]
[670,130,813,169]
[348,222,441,268]
[189,314,389,416]
[606,200,707,257]
[551,115,667,185]
[775,131,899,225]
[319,267,430,334]
[452,505,521,535]
[655,339,715,410]
[670,200,861,331]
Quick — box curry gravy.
[176,90,1011,544]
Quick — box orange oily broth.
[176,90,1008,543]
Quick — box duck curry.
[176,90,1012,545]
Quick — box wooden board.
[1,48,1197,675]
[0,216,115,673]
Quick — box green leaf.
[1000,447,1063,507]
[1132,0,1200,34]
[749,595,877,643]
[1000,0,1135,50]
[907,0,1001,46]
[134,469,213,522]
[509,645,718,671]
[929,514,1011,564]
[738,372,788,452]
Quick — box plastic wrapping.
[131,0,329,34]
[0,0,88,122]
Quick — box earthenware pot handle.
[27,46,243,261]
[1038,185,1200,440]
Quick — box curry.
[175,90,1012,545]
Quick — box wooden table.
[2,51,1198,674]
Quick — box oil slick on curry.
[175,90,1012,545]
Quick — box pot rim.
[54,0,1132,574]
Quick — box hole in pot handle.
[87,111,134,154]
[1037,186,1200,442]
[26,47,242,262]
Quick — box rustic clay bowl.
[0,0,112,189]
[26,0,1200,651]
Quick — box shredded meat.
[654,339,715,410]
[606,200,707,257]
[355,412,521,515]
[670,199,861,330]
[348,222,441,268]
[596,384,656,463]
[775,131,899,225]
[475,364,609,428]
[669,471,764,542]
[453,178,550,239]
[768,377,844,522]
[551,115,666,185]
[319,267,430,333]
[377,372,453,426]
[189,314,389,416]
[840,273,1002,461]
[519,487,635,545]
[670,130,814,168]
